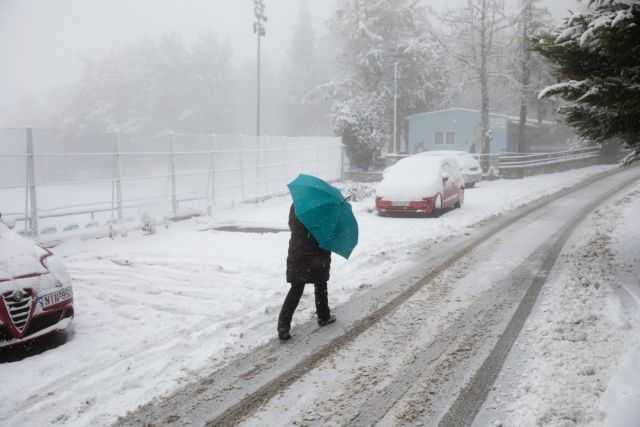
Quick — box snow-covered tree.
[533,1,640,162]
[328,0,447,170]
[331,84,387,171]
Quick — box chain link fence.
[0,128,344,237]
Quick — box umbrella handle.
[344,195,352,201]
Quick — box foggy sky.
[0,0,578,116]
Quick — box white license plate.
[391,201,411,207]
[41,288,73,308]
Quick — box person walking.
[277,203,336,340]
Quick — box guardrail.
[380,147,604,180]
[497,147,602,178]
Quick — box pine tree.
[532,1,640,162]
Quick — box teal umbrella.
[287,174,359,259]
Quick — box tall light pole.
[393,61,398,153]
[253,0,267,137]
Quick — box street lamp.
[393,61,398,153]
[253,0,267,137]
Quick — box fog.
[0,1,330,108]
[0,0,578,132]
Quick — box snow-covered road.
[227,165,640,426]
[2,164,639,427]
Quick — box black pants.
[277,282,330,332]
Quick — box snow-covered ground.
[477,181,640,426]
[2,164,638,427]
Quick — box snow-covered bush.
[141,213,156,235]
[63,223,80,232]
[340,182,376,202]
[41,226,58,235]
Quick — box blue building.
[407,108,567,155]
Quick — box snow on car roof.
[419,150,467,156]
[378,156,446,200]
[419,151,478,168]
[386,155,444,176]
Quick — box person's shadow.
[0,330,73,363]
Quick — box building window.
[435,131,455,145]
[445,131,455,145]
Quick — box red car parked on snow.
[375,155,465,217]
[0,214,74,348]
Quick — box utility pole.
[253,0,267,137]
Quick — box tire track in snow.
[434,170,640,427]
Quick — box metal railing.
[497,147,602,178]
[0,128,343,236]
[382,147,603,179]
[497,146,601,169]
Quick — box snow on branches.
[533,1,640,158]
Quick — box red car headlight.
[41,253,72,285]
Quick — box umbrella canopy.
[287,174,359,259]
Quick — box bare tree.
[438,0,511,169]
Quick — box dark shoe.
[318,314,336,327]
[278,329,291,340]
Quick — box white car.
[376,156,464,217]
[0,214,74,349]
[418,150,482,187]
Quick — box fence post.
[169,131,178,218]
[264,136,269,196]
[25,127,38,236]
[112,132,124,222]
[340,143,345,182]
[315,136,321,176]
[206,134,217,214]
[256,134,263,196]
[239,137,246,202]
[284,137,290,183]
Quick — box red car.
[0,214,74,348]
[375,155,464,216]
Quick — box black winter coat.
[286,204,331,284]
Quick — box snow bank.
[600,187,640,426]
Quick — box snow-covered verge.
[479,182,640,426]
[0,165,621,426]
